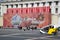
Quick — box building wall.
[58,15,60,26]
[0,16,3,27]
[0,4,3,27]
[51,15,58,25]
[0,4,1,16]
[0,0,60,28]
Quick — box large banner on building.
[3,6,51,28]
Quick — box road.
[0,29,60,40]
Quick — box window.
[55,8,58,13]
[20,4,23,8]
[26,4,28,7]
[6,5,8,8]
[42,2,45,6]
[37,3,39,6]
[31,3,34,7]
[48,2,52,6]
[54,1,58,5]
[11,5,13,8]
[15,4,18,8]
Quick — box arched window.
[6,5,8,8]
[36,3,39,6]
[54,1,59,5]
[26,3,28,7]
[15,4,18,8]
[42,2,45,6]
[55,8,58,13]
[20,4,23,8]
[48,2,52,6]
[31,3,34,7]
[11,4,13,8]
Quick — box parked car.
[57,27,60,31]
[40,25,58,35]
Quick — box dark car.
[58,27,60,31]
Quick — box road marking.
[0,32,38,37]
[0,31,37,37]
[25,39,34,40]
[0,32,60,40]
[25,34,60,40]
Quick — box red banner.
[3,6,51,28]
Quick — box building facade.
[0,0,60,28]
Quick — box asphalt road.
[0,29,60,40]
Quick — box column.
[1,5,7,16]
[18,4,21,8]
[8,5,11,8]
[58,2,60,14]
[45,2,49,6]
[13,4,16,8]
[58,16,60,26]
[39,3,43,7]
[23,4,26,8]
[51,2,55,7]
[51,15,58,26]
[51,7,55,14]
[34,3,37,7]
[28,3,31,8]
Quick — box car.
[57,27,60,31]
[39,25,58,35]
[40,26,50,34]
